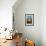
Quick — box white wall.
[41,0,46,46]
[13,0,41,46]
[0,0,16,30]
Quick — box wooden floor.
[0,39,16,46]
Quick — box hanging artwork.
[25,14,34,26]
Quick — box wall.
[41,0,46,46]
[12,0,23,11]
[13,0,41,46]
[0,0,16,30]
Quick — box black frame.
[25,14,34,26]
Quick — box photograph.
[25,14,34,26]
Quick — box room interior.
[0,0,46,46]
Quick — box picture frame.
[25,14,34,26]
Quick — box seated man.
[15,33,23,46]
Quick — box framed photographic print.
[25,14,34,26]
